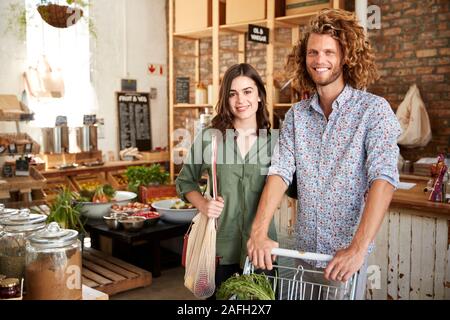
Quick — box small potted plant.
[125,164,176,203]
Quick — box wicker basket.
[37,4,83,28]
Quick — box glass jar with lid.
[0,204,19,234]
[25,222,82,300]
[0,209,47,281]
[0,278,22,299]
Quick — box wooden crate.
[0,132,40,154]
[82,247,152,296]
[106,170,128,191]
[69,172,107,192]
[139,184,177,203]
[140,150,170,163]
[43,175,78,202]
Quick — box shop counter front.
[367,175,450,300]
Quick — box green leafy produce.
[76,184,116,203]
[216,273,275,300]
[33,188,86,235]
[125,165,169,193]
[102,184,116,199]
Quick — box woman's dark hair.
[210,63,270,137]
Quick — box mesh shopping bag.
[183,134,218,299]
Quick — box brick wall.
[365,0,450,162]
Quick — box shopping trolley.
[242,248,360,300]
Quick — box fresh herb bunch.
[216,273,275,300]
[36,188,86,234]
[125,164,170,193]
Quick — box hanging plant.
[37,0,85,29]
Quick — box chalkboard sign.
[117,92,152,151]
[2,163,13,178]
[176,77,190,103]
[83,114,97,125]
[248,24,269,44]
[15,158,29,177]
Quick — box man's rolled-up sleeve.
[365,99,403,189]
[268,108,296,187]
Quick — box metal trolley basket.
[242,248,360,300]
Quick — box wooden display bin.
[139,184,177,204]
[69,172,107,192]
[106,170,128,191]
[43,175,78,202]
[140,150,170,163]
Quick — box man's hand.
[247,235,279,270]
[198,196,224,218]
[324,246,366,282]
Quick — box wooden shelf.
[174,104,213,109]
[173,27,213,39]
[275,12,319,27]
[0,95,34,121]
[220,19,268,34]
[0,166,46,192]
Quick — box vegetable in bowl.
[170,200,194,210]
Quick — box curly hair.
[295,8,379,93]
[211,63,270,137]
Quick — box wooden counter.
[367,175,450,300]
[41,159,168,178]
[391,176,450,219]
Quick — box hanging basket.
[37,4,83,28]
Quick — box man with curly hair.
[247,9,401,300]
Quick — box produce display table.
[85,219,189,278]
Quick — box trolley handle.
[271,248,333,262]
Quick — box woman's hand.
[198,196,225,219]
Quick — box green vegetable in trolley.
[216,273,275,300]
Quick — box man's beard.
[308,66,343,87]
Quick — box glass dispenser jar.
[25,222,82,300]
[0,204,19,235]
[0,209,47,281]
